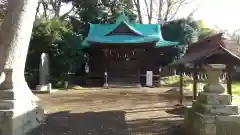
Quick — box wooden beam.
[226,65,233,101]
[179,65,184,105]
[138,68,141,86]
[193,64,198,100]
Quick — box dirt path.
[31,88,188,135]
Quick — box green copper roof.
[156,40,179,48]
[82,14,178,48]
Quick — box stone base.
[185,104,240,135]
[184,105,194,135]
[36,85,48,91]
[192,92,239,116]
[185,106,216,135]
[0,106,45,135]
[194,112,217,135]
[197,92,231,105]
[32,89,58,94]
[185,91,240,135]
[103,83,109,89]
[216,115,240,135]
[192,101,239,115]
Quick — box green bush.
[25,17,87,88]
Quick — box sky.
[192,0,240,32]
[61,0,240,33]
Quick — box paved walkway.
[31,88,188,135]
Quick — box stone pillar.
[184,64,240,135]
[0,0,45,134]
[36,53,50,91]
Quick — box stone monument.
[146,71,153,87]
[0,0,45,134]
[184,64,240,135]
[36,53,50,91]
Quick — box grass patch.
[161,75,192,88]
[161,75,240,96]
[232,81,240,96]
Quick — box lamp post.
[103,49,109,88]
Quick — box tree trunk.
[0,0,45,134]
[0,0,39,100]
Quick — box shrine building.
[81,14,179,87]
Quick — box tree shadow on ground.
[161,79,207,87]
[161,79,193,87]
[30,110,186,135]
[30,111,127,135]
[165,106,185,116]
[45,90,177,106]
[161,87,193,101]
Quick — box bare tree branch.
[187,4,200,18]
[144,0,153,24]
[55,0,62,17]
[60,6,74,20]
[132,0,198,23]
[163,0,172,21]
[149,0,153,24]
[41,0,48,17]
[35,0,41,18]
[133,0,143,23]
[158,0,163,23]
[168,0,186,20]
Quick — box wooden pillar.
[179,65,184,105]
[137,68,141,87]
[193,64,198,100]
[226,65,232,101]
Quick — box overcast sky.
[193,0,240,32]
[60,0,240,32]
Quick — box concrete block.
[0,106,45,135]
[193,101,239,115]
[193,113,216,135]
[197,92,231,105]
[216,115,240,135]
[184,105,194,135]
[36,85,48,91]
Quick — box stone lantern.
[185,64,240,135]
[202,64,226,94]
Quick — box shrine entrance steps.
[108,70,140,88]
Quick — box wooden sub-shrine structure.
[170,33,240,135]
[171,33,240,104]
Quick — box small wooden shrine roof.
[170,33,240,65]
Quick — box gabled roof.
[104,21,144,36]
[83,14,178,48]
[170,33,240,65]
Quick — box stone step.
[0,90,14,100]
[0,100,15,110]
[0,109,14,118]
[108,84,141,88]
[193,101,239,115]
[86,80,102,83]
[110,80,139,83]
[86,79,102,86]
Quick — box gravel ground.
[30,88,190,135]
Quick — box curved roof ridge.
[104,21,144,36]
